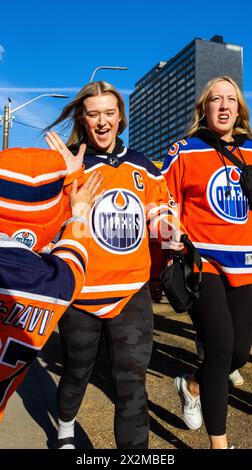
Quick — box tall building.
[129,35,243,161]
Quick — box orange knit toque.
[0,147,70,251]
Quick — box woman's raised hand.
[46,131,86,174]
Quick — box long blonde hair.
[46,81,127,146]
[187,76,252,139]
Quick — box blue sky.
[0,0,252,149]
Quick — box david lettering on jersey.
[0,301,54,337]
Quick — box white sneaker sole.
[174,376,202,430]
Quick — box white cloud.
[0,45,5,61]
[119,88,134,96]
[244,91,252,99]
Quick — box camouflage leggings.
[57,283,153,448]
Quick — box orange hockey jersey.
[162,136,252,287]
[72,147,179,318]
[0,220,88,420]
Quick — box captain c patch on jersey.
[90,189,145,254]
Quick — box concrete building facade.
[129,35,243,161]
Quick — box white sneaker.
[220,446,235,449]
[174,375,202,430]
[229,369,244,387]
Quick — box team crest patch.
[12,229,37,249]
[91,189,145,254]
[207,166,249,224]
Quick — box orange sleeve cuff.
[64,166,85,193]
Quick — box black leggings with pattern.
[57,283,153,449]
[190,273,252,436]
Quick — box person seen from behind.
[0,146,102,420]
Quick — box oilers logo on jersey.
[207,166,248,223]
[12,229,37,249]
[90,189,145,254]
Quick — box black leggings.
[190,273,252,436]
[57,284,153,449]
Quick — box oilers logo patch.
[207,166,248,224]
[12,229,37,249]
[91,189,145,254]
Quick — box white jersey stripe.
[55,253,85,274]
[200,258,252,273]
[0,238,39,253]
[81,281,145,294]
[0,168,67,183]
[90,298,125,316]
[0,288,69,306]
[193,242,252,252]
[53,239,88,260]
[221,266,252,274]
[84,163,106,173]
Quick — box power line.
[14,119,67,137]
[14,119,45,131]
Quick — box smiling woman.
[46,81,127,150]
[82,94,122,152]
[45,81,181,450]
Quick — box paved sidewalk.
[0,302,251,450]
[0,356,58,449]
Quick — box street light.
[89,66,128,83]
[1,93,68,150]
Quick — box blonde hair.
[187,76,252,139]
[46,81,127,145]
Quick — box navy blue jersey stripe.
[0,177,64,203]
[198,247,252,268]
[124,149,162,176]
[74,296,124,306]
[83,149,161,177]
[51,246,86,272]
[0,247,75,301]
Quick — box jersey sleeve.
[63,166,85,193]
[49,219,89,299]
[61,166,85,221]
[0,219,89,420]
[161,141,186,206]
[145,166,182,243]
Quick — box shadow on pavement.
[17,311,251,449]
[17,340,93,449]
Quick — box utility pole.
[1,94,68,150]
[2,99,11,150]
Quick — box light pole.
[89,66,128,83]
[1,93,68,150]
